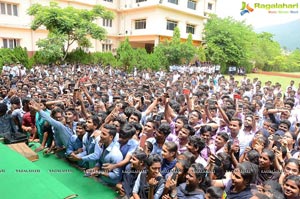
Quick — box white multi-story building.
[0,0,216,55]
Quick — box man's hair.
[169,100,180,114]
[50,107,64,118]
[124,106,136,118]
[182,124,196,136]
[88,115,101,129]
[191,110,202,119]
[132,149,147,163]
[145,119,158,130]
[22,97,31,106]
[279,119,291,129]
[103,124,117,138]
[176,115,188,125]
[157,122,171,137]
[119,123,136,139]
[130,110,142,122]
[10,96,20,105]
[77,121,87,129]
[131,121,143,132]
[231,117,243,127]
[65,107,76,115]
[200,125,212,135]
[188,136,205,153]
[0,103,8,115]
[113,116,127,129]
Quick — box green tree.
[168,27,182,65]
[13,47,29,67]
[116,37,136,71]
[252,32,281,71]
[66,48,92,64]
[153,45,169,70]
[28,2,114,61]
[0,47,29,70]
[285,49,300,71]
[134,48,148,70]
[0,48,14,70]
[195,46,206,62]
[92,52,117,66]
[181,33,196,65]
[204,15,256,72]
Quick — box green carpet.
[0,143,117,199]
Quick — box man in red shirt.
[22,107,37,142]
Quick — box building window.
[102,44,112,52]
[168,0,178,5]
[166,20,177,31]
[136,0,147,2]
[187,0,196,10]
[13,4,17,16]
[3,38,20,49]
[0,2,18,16]
[135,19,146,29]
[103,0,113,2]
[103,19,112,27]
[208,3,213,10]
[186,24,195,34]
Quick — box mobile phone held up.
[182,89,190,95]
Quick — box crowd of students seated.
[1,63,300,199]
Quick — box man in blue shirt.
[29,100,73,151]
[147,122,171,156]
[86,124,123,185]
[102,123,139,171]
[65,121,86,167]
[68,115,101,168]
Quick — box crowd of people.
[1,63,300,199]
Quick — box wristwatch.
[170,192,177,199]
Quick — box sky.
[216,0,300,29]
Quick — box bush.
[65,48,92,64]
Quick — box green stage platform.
[0,143,117,199]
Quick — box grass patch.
[225,73,297,90]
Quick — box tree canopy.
[203,14,286,72]
[204,15,256,71]
[28,2,114,61]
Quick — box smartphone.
[238,103,243,109]
[154,115,162,122]
[171,172,177,180]
[182,89,190,95]
[233,94,241,99]
[139,133,147,149]
[227,140,233,152]
[141,96,144,104]
[69,83,75,88]
[208,99,217,105]
[274,140,282,149]
[214,156,222,166]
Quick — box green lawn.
[0,142,117,199]
[225,73,298,90]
